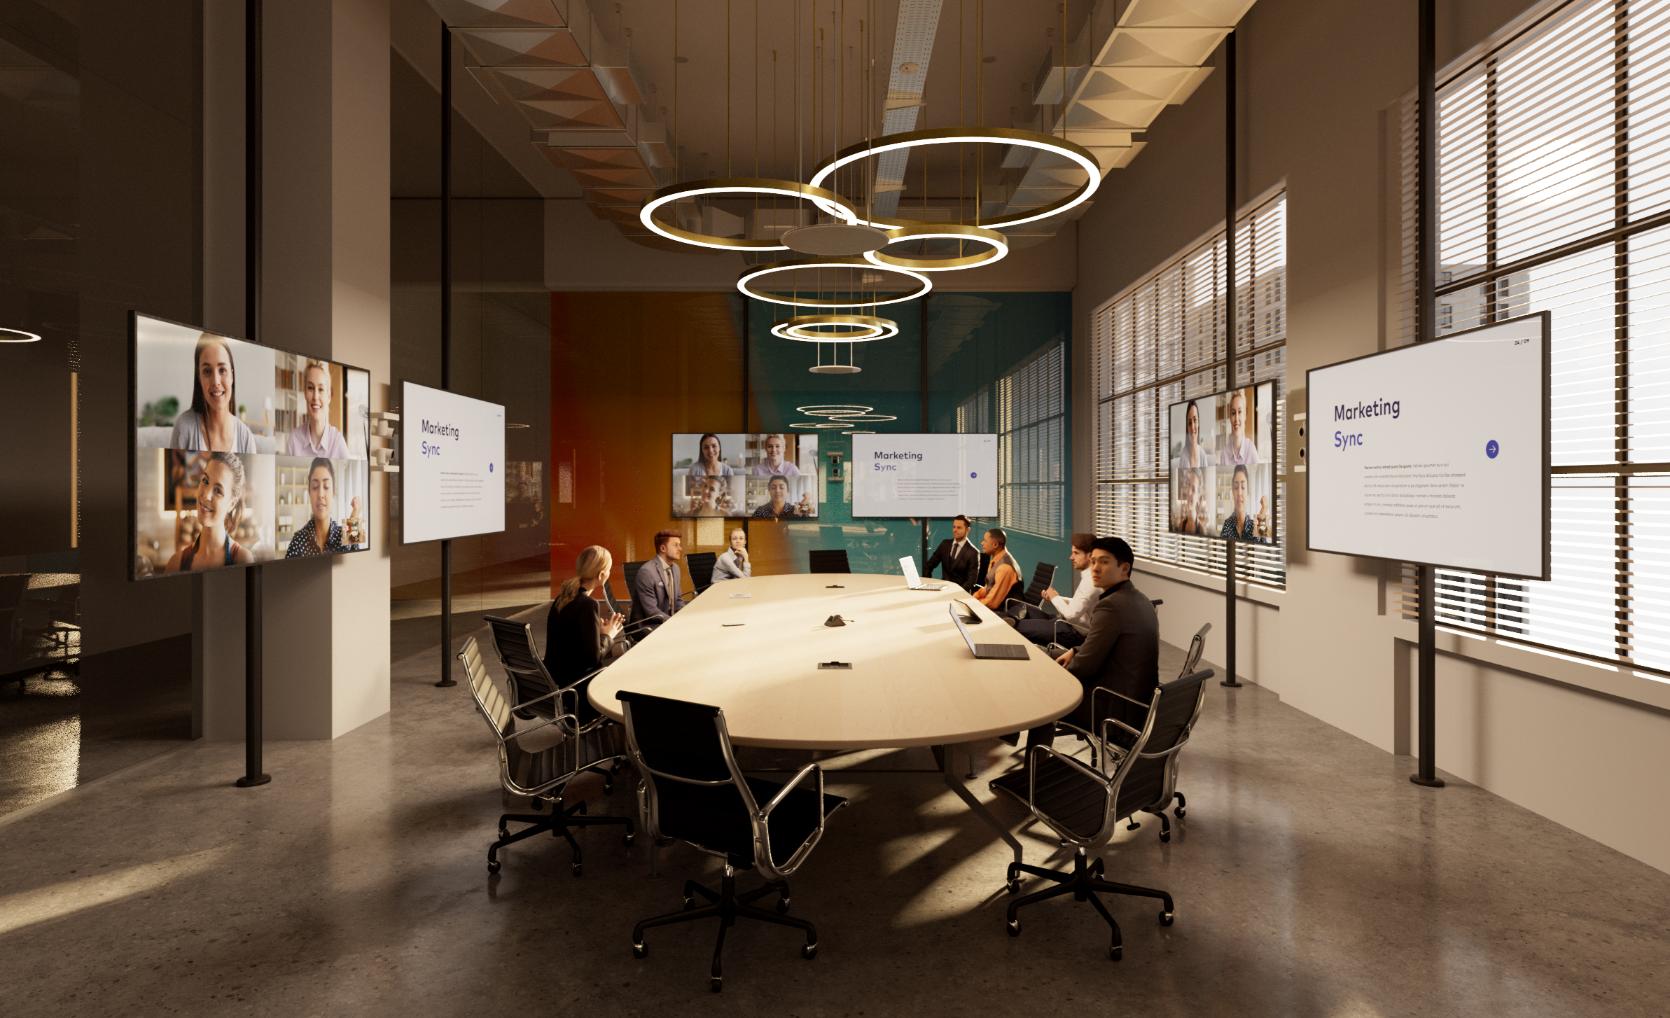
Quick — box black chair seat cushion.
[991,755,1109,842]
[656,774,848,868]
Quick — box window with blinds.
[996,343,1066,539]
[1398,0,1670,675]
[1091,192,1289,588]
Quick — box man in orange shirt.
[972,527,1021,611]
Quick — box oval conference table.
[588,572,1084,862]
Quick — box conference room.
[2,0,1668,1014]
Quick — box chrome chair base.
[631,865,816,992]
[1004,849,1174,960]
[487,798,635,877]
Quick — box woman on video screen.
[1219,464,1271,543]
[1178,399,1209,469]
[1217,389,1261,466]
[165,453,256,571]
[287,361,350,458]
[688,433,734,477]
[170,334,259,454]
[286,457,363,557]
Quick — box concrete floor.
[2,607,1667,1017]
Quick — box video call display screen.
[1166,381,1278,544]
[130,313,371,580]
[671,433,819,520]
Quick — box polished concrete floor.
[2,607,1667,1017]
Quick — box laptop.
[900,555,946,591]
[947,601,1029,660]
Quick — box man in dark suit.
[1027,536,1159,751]
[631,529,685,630]
[924,514,981,591]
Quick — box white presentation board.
[1306,312,1549,578]
[401,381,506,544]
[852,433,998,517]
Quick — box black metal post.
[436,23,457,688]
[236,0,271,787]
[1411,0,1444,787]
[1220,30,1242,690]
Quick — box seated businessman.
[924,514,981,591]
[630,529,686,630]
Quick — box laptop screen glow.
[900,555,923,588]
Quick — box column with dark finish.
[236,0,272,787]
[1220,30,1242,690]
[436,23,457,688]
[1410,0,1444,787]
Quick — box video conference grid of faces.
[132,314,371,579]
[671,432,819,519]
[1166,382,1278,544]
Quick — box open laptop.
[899,555,946,591]
[947,601,1029,660]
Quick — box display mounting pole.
[436,22,457,688]
[236,0,271,787]
[1410,0,1444,788]
[1220,30,1241,690]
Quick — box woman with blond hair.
[543,546,626,717]
[165,452,256,572]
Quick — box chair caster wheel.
[777,896,792,914]
[1005,879,1020,895]
[1159,830,1171,844]
[710,977,723,993]
[801,942,818,960]
[624,831,635,847]
[603,781,613,795]
[632,942,647,960]
[682,896,695,911]
[1006,918,1021,937]
[571,863,583,877]
[1109,945,1123,961]
[487,859,501,874]
[1159,910,1174,927]
[1174,807,1186,819]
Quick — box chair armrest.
[1098,715,1142,748]
[509,685,571,716]
[1089,684,1150,722]
[1026,745,1111,838]
[759,761,822,819]
[1050,618,1078,642]
[503,709,581,744]
[757,761,827,874]
[1004,596,1038,617]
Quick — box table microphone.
[824,614,847,628]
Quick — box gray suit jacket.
[632,557,684,627]
[1066,580,1160,736]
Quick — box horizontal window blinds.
[1092,192,1288,589]
[996,343,1066,539]
[1399,0,1670,673]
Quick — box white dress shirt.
[1048,570,1099,633]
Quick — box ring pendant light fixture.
[739,259,931,308]
[770,313,899,343]
[863,223,1009,272]
[0,328,43,343]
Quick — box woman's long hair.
[189,334,238,418]
[555,545,612,613]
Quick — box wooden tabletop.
[587,572,1083,750]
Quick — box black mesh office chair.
[685,551,718,593]
[620,691,847,992]
[1004,562,1058,618]
[458,636,635,876]
[996,668,1213,960]
[1128,622,1211,842]
[807,549,850,574]
[484,615,620,788]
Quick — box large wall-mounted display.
[401,382,507,544]
[670,432,820,519]
[131,314,370,580]
[851,433,998,517]
[1166,381,1278,543]
[1307,313,1550,579]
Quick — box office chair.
[1004,562,1058,618]
[995,668,1213,960]
[685,551,718,593]
[484,615,622,789]
[620,690,847,992]
[1126,622,1211,842]
[599,582,659,643]
[807,548,850,574]
[457,636,635,876]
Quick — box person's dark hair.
[1233,463,1250,483]
[698,433,722,463]
[653,529,679,553]
[768,475,788,491]
[189,334,238,418]
[1092,536,1134,569]
[986,527,1007,549]
[953,514,970,527]
[1070,532,1095,554]
[308,456,336,490]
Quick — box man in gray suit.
[631,529,685,631]
[1026,536,1159,750]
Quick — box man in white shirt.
[1015,533,1097,648]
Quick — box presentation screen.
[130,312,371,580]
[401,382,506,544]
[852,433,998,517]
[1306,312,1550,579]
[1166,381,1278,543]
[670,432,819,519]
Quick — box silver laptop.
[900,555,946,591]
[947,601,1029,660]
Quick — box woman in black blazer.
[544,545,625,720]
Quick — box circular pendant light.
[782,221,891,256]
[807,365,863,374]
[639,178,861,252]
[864,224,1009,273]
[807,127,1102,230]
[770,314,899,343]
[0,328,43,344]
[796,403,877,416]
[789,420,852,427]
[738,259,931,309]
